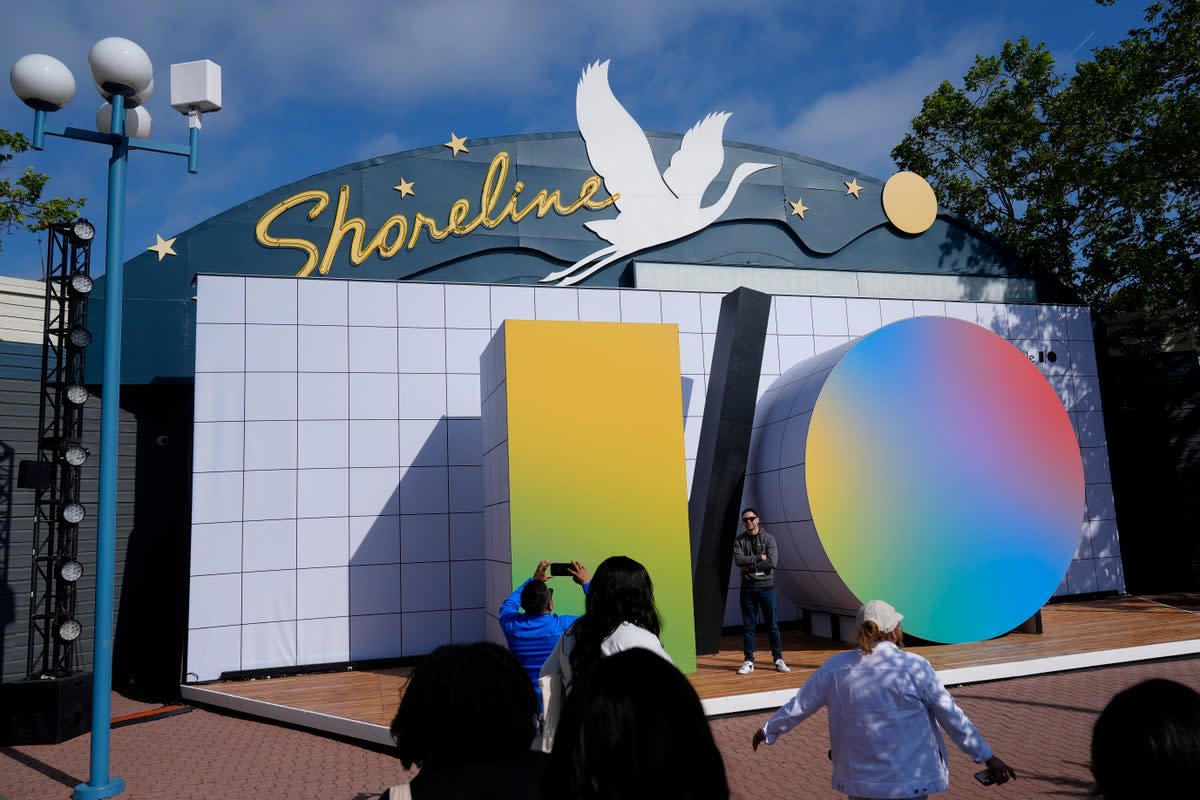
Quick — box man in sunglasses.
[734,508,789,675]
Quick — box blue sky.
[1,0,1151,280]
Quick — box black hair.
[566,555,662,682]
[1090,678,1200,799]
[741,507,759,518]
[521,580,553,615]
[543,648,729,800]
[390,642,538,771]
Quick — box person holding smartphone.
[751,600,1016,799]
[499,559,590,688]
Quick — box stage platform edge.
[179,596,1200,745]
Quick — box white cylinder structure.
[745,316,1085,643]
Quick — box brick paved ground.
[2,655,1197,799]
[715,655,1200,800]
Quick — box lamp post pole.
[84,89,128,800]
[13,42,219,800]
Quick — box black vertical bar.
[688,287,772,655]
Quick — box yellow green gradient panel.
[503,320,696,672]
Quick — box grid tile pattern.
[188,276,1119,679]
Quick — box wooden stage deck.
[180,595,1200,746]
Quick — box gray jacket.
[733,529,778,589]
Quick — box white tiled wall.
[189,276,1121,679]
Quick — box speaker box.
[17,459,55,490]
[0,672,93,745]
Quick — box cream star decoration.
[393,178,415,197]
[444,133,469,157]
[844,178,863,198]
[788,198,809,219]
[147,234,177,261]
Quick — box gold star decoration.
[788,198,809,219]
[844,178,863,198]
[147,234,177,261]
[444,133,470,157]
[393,178,415,198]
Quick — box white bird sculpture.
[540,61,778,286]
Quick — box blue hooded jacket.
[499,579,588,686]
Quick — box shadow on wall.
[936,220,1035,288]
[330,378,699,666]
[319,415,487,664]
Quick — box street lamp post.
[10,39,220,800]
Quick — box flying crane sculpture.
[541,60,778,286]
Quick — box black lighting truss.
[26,222,92,678]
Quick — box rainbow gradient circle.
[806,316,1084,643]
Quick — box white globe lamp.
[96,102,153,139]
[10,53,75,111]
[87,37,152,97]
[101,76,154,108]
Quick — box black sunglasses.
[742,516,758,523]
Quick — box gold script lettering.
[254,151,619,277]
[320,186,373,275]
[255,190,330,278]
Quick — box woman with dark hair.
[540,554,671,691]
[1090,678,1200,799]
[536,555,670,751]
[383,641,546,799]
[543,648,729,800]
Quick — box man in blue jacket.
[499,559,590,687]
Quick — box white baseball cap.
[857,600,903,633]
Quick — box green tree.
[0,128,85,253]
[892,0,1199,337]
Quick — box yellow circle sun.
[882,172,938,234]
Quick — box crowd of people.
[377,509,1200,800]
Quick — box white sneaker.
[775,658,791,673]
[737,660,754,675]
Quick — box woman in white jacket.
[541,555,671,691]
[537,556,672,751]
[751,600,1016,800]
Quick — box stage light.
[70,273,93,295]
[62,503,86,524]
[59,560,84,583]
[57,618,82,642]
[71,218,95,242]
[65,384,89,405]
[68,325,91,348]
[64,443,89,467]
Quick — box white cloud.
[761,30,999,178]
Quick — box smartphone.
[549,562,572,576]
[974,769,997,786]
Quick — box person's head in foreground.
[1090,678,1200,799]
[521,578,554,615]
[568,554,662,676]
[856,598,905,654]
[544,647,728,800]
[390,641,538,771]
